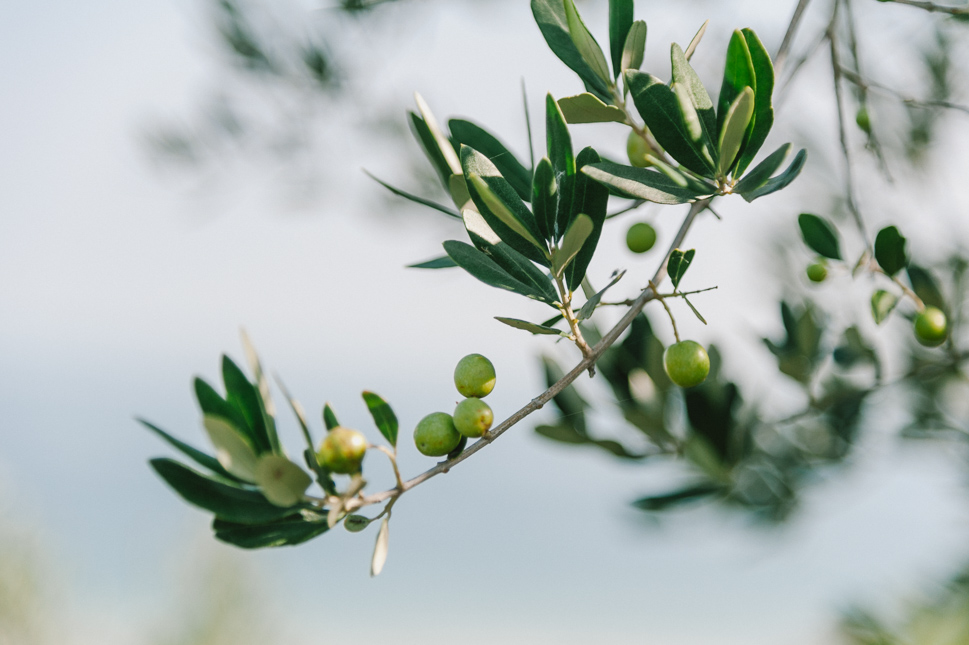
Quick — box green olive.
[453,397,494,438]
[626,222,657,254]
[855,107,871,134]
[914,306,948,347]
[413,412,461,457]
[454,353,496,398]
[663,340,710,388]
[806,262,828,283]
[316,426,367,474]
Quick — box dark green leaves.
[362,392,398,447]
[566,147,610,290]
[717,30,756,136]
[449,119,531,201]
[443,240,558,305]
[546,93,576,182]
[531,0,612,100]
[222,355,277,454]
[670,43,716,145]
[798,213,842,260]
[495,317,567,336]
[608,0,634,79]
[620,21,646,75]
[732,143,790,195]
[582,161,697,204]
[151,458,303,524]
[213,515,329,549]
[668,248,695,289]
[323,403,339,431]
[874,226,907,276]
[407,256,458,269]
[140,419,243,483]
[564,0,611,85]
[733,29,774,176]
[717,87,754,177]
[553,213,593,278]
[364,171,461,219]
[738,149,806,202]
[531,157,556,241]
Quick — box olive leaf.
[798,213,842,260]
[668,248,696,289]
[362,391,398,448]
[874,226,907,276]
[370,516,390,577]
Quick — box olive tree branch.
[776,0,815,71]
[354,199,712,509]
[838,66,969,115]
[870,0,969,15]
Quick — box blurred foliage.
[0,525,47,645]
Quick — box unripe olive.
[454,353,496,398]
[914,306,948,347]
[806,261,828,283]
[413,412,461,457]
[626,222,657,254]
[626,130,654,168]
[453,397,493,438]
[663,340,710,388]
[855,107,871,134]
[316,426,367,474]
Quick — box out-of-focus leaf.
[222,356,272,454]
[557,93,626,124]
[870,290,899,325]
[738,149,805,202]
[734,29,775,176]
[531,0,612,100]
[582,161,696,204]
[620,21,647,74]
[907,264,946,310]
[254,455,311,507]
[362,391,398,447]
[370,516,390,577]
[668,248,696,289]
[495,317,567,336]
[577,270,625,320]
[140,419,245,483]
[632,483,722,510]
[563,0,611,85]
[684,20,709,60]
[322,403,339,431]
[203,415,259,482]
[407,256,458,269]
[449,119,531,201]
[874,226,907,276]
[213,514,328,549]
[833,326,877,368]
[625,70,715,176]
[150,458,304,524]
[608,0,634,78]
[798,213,843,260]
[365,171,461,219]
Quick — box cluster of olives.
[413,354,496,457]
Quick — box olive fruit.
[663,340,710,388]
[914,306,948,347]
[806,261,828,283]
[317,426,367,474]
[453,397,493,438]
[626,222,657,254]
[855,107,871,134]
[454,354,496,398]
[626,130,654,168]
[413,412,461,457]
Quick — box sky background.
[2,0,969,643]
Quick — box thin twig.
[776,0,815,72]
[356,199,712,508]
[873,0,969,15]
[838,66,969,115]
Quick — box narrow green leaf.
[362,391,398,447]
[546,93,576,180]
[531,0,612,100]
[138,418,244,483]
[531,157,557,242]
[239,330,280,454]
[495,317,567,336]
[874,226,908,276]
[448,174,473,211]
[444,240,557,304]
[194,377,251,448]
[668,248,695,289]
[486,242,560,304]
[409,112,453,188]
[625,71,715,176]
[535,423,589,444]
[732,143,791,194]
[254,455,311,507]
[717,86,755,177]
[608,0,634,78]
[407,256,458,269]
[739,148,806,202]
[576,270,625,321]
[414,92,462,175]
[564,0,611,85]
[150,458,304,524]
[682,294,708,324]
[798,213,842,260]
[203,415,259,482]
[684,20,709,61]
[871,290,899,325]
[620,21,646,74]
[364,171,461,219]
[557,93,626,124]
[467,174,545,253]
[322,403,339,431]
[670,42,717,151]
[222,356,272,455]
[553,213,594,278]
[582,160,697,204]
[733,28,775,176]
[462,208,502,250]
[716,30,756,135]
[213,514,328,549]
[672,82,704,144]
[906,265,946,310]
[449,119,531,201]
[566,147,611,290]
